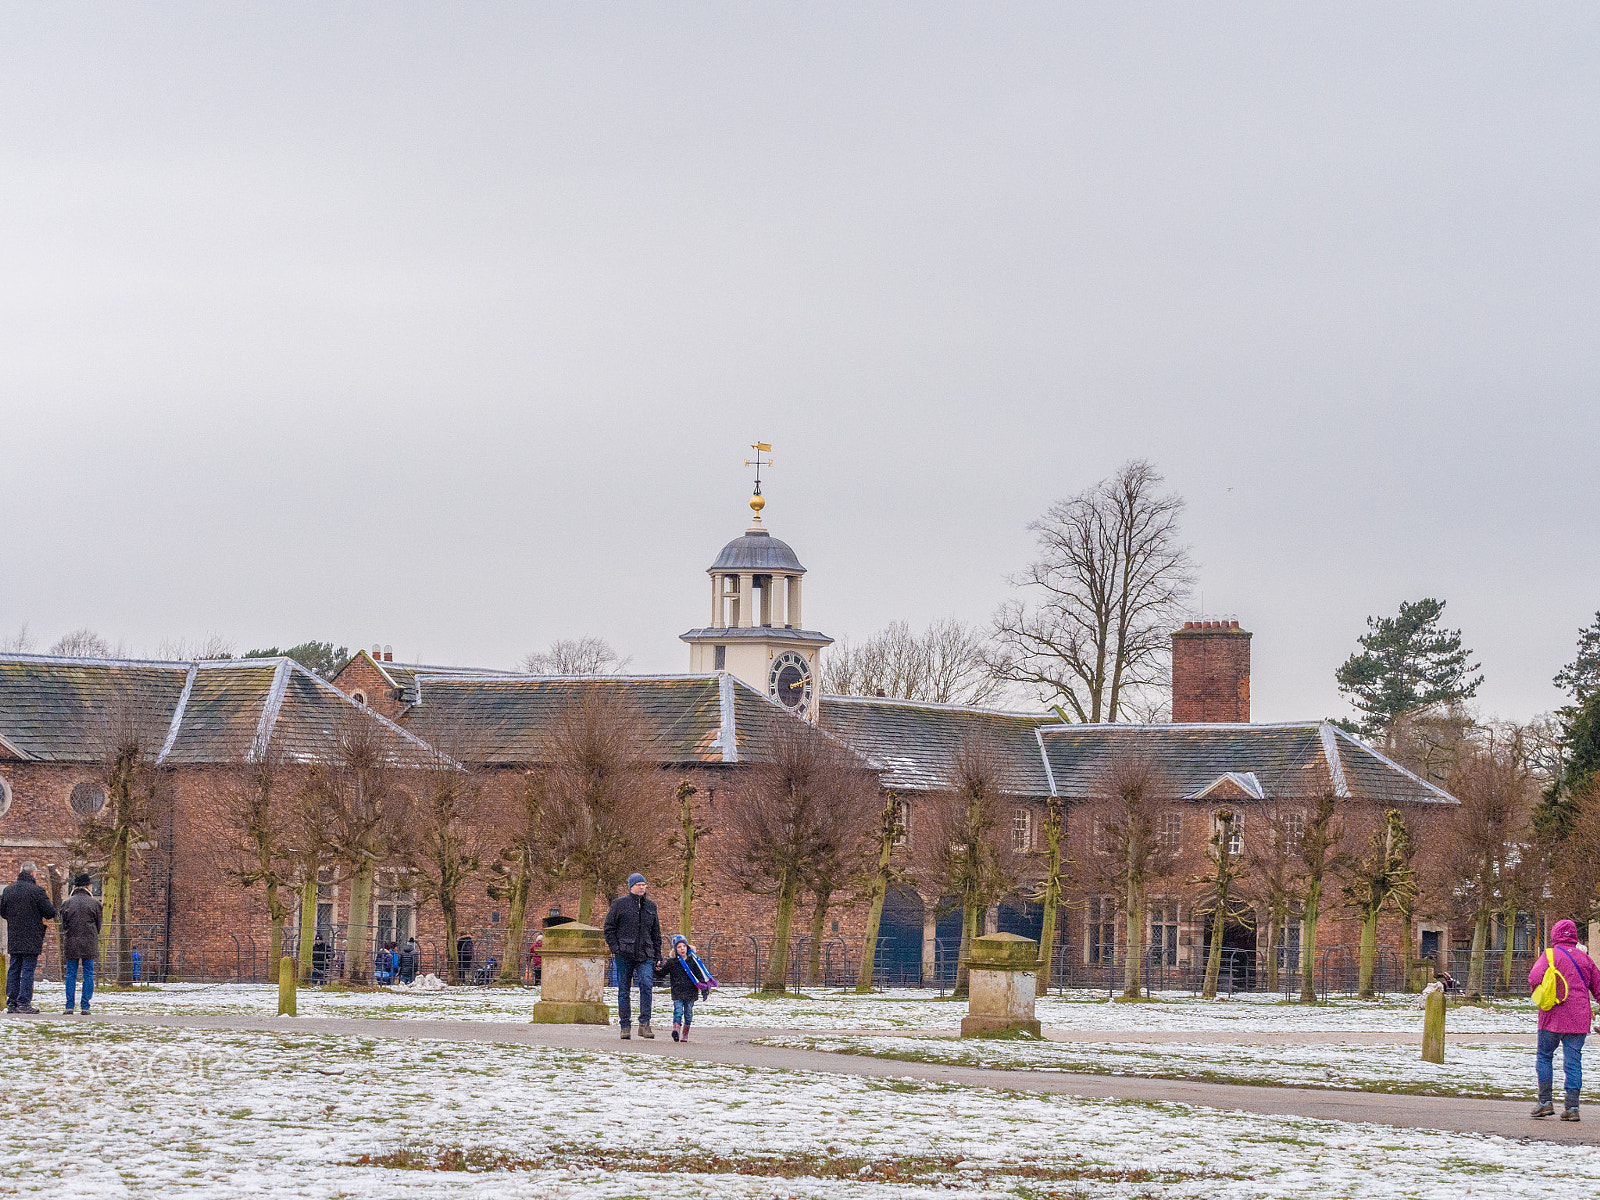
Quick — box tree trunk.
[1036,806,1063,985]
[265,881,283,981]
[1202,904,1226,999]
[855,830,893,993]
[952,897,978,998]
[498,866,531,985]
[1263,909,1280,994]
[1122,880,1144,999]
[108,836,132,986]
[761,873,800,995]
[1466,908,1489,999]
[577,877,596,926]
[1299,880,1322,1003]
[677,782,698,943]
[805,888,830,986]
[1357,907,1379,999]
[1499,905,1518,992]
[346,860,375,985]
[441,898,461,986]
[1399,900,1416,992]
[297,866,317,983]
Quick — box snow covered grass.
[75,981,1537,1036]
[755,1034,1541,1100]
[0,1019,1591,1198]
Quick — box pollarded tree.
[487,768,548,985]
[74,690,172,984]
[666,780,705,942]
[1335,598,1482,743]
[1296,790,1346,1003]
[988,460,1194,723]
[217,743,297,979]
[397,717,487,985]
[917,736,1023,998]
[1339,808,1417,999]
[1032,797,1067,985]
[724,721,880,995]
[1193,810,1248,1000]
[1243,797,1307,994]
[1087,752,1176,1000]
[539,686,674,923]
[855,793,906,993]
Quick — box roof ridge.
[0,652,194,670]
[155,664,198,764]
[250,660,293,761]
[1040,720,1327,733]
[822,693,1052,720]
[1327,725,1457,804]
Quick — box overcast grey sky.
[1,5,1596,723]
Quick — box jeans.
[64,959,95,1011]
[673,997,695,1027]
[1537,1030,1586,1094]
[5,953,38,1009]
[615,956,653,1026]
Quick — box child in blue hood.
[657,934,708,1042]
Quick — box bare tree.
[1385,704,1476,788]
[310,711,406,985]
[724,721,879,995]
[285,764,335,983]
[855,792,906,992]
[0,623,34,652]
[1193,810,1247,999]
[1244,797,1306,993]
[916,736,1022,998]
[1032,797,1067,984]
[988,460,1194,722]
[824,619,1002,706]
[1445,727,1535,998]
[487,769,547,985]
[216,745,297,978]
[397,718,486,984]
[1339,808,1417,998]
[521,636,632,676]
[1296,789,1346,1003]
[666,779,705,941]
[154,634,236,661]
[1086,753,1176,999]
[540,686,673,923]
[74,692,171,984]
[51,628,116,658]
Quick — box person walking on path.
[0,862,57,1014]
[58,873,102,1014]
[311,932,330,985]
[603,873,661,1040]
[658,934,707,1043]
[398,937,419,985]
[1529,918,1600,1121]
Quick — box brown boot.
[638,1021,655,1039]
[680,1025,689,1043]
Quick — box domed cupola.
[681,444,832,721]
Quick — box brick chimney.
[1171,620,1251,723]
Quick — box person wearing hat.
[603,872,661,1039]
[58,873,103,1014]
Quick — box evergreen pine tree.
[1335,598,1482,739]
[1554,611,1600,703]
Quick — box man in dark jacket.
[1,862,57,1014]
[603,872,661,1040]
[59,873,102,1014]
[398,937,419,985]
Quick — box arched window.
[69,781,106,817]
[352,690,368,707]
[0,774,12,819]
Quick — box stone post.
[1421,981,1445,1063]
[960,932,1041,1037]
[529,923,611,1025]
[278,954,297,1017]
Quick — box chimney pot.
[383,645,393,662]
[371,644,381,656]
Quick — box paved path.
[24,1011,1593,1146]
[863,1028,1537,1047]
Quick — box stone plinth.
[529,923,611,1025]
[960,932,1041,1038]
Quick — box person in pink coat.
[1528,919,1600,1121]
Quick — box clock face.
[769,650,813,712]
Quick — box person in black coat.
[603,873,661,1039]
[398,937,419,985]
[311,932,331,985]
[58,873,103,1014]
[658,934,708,1043]
[1,862,57,1014]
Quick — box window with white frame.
[1214,810,1243,856]
[1156,811,1182,852]
[1148,900,1179,966]
[893,799,910,848]
[1093,817,1115,855]
[1012,807,1033,852]
[1087,896,1118,965]
[1278,809,1304,850]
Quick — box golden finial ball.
[750,493,766,514]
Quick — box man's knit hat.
[73,873,91,889]
[628,873,646,887]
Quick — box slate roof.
[0,654,431,765]
[394,672,800,766]
[1037,723,1455,805]
[817,695,1057,796]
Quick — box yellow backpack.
[1532,948,1570,1011]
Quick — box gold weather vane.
[744,442,773,517]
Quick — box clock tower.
[681,446,831,721]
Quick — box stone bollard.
[278,955,297,1017]
[529,922,611,1025]
[960,933,1041,1038]
[1421,981,1445,1063]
